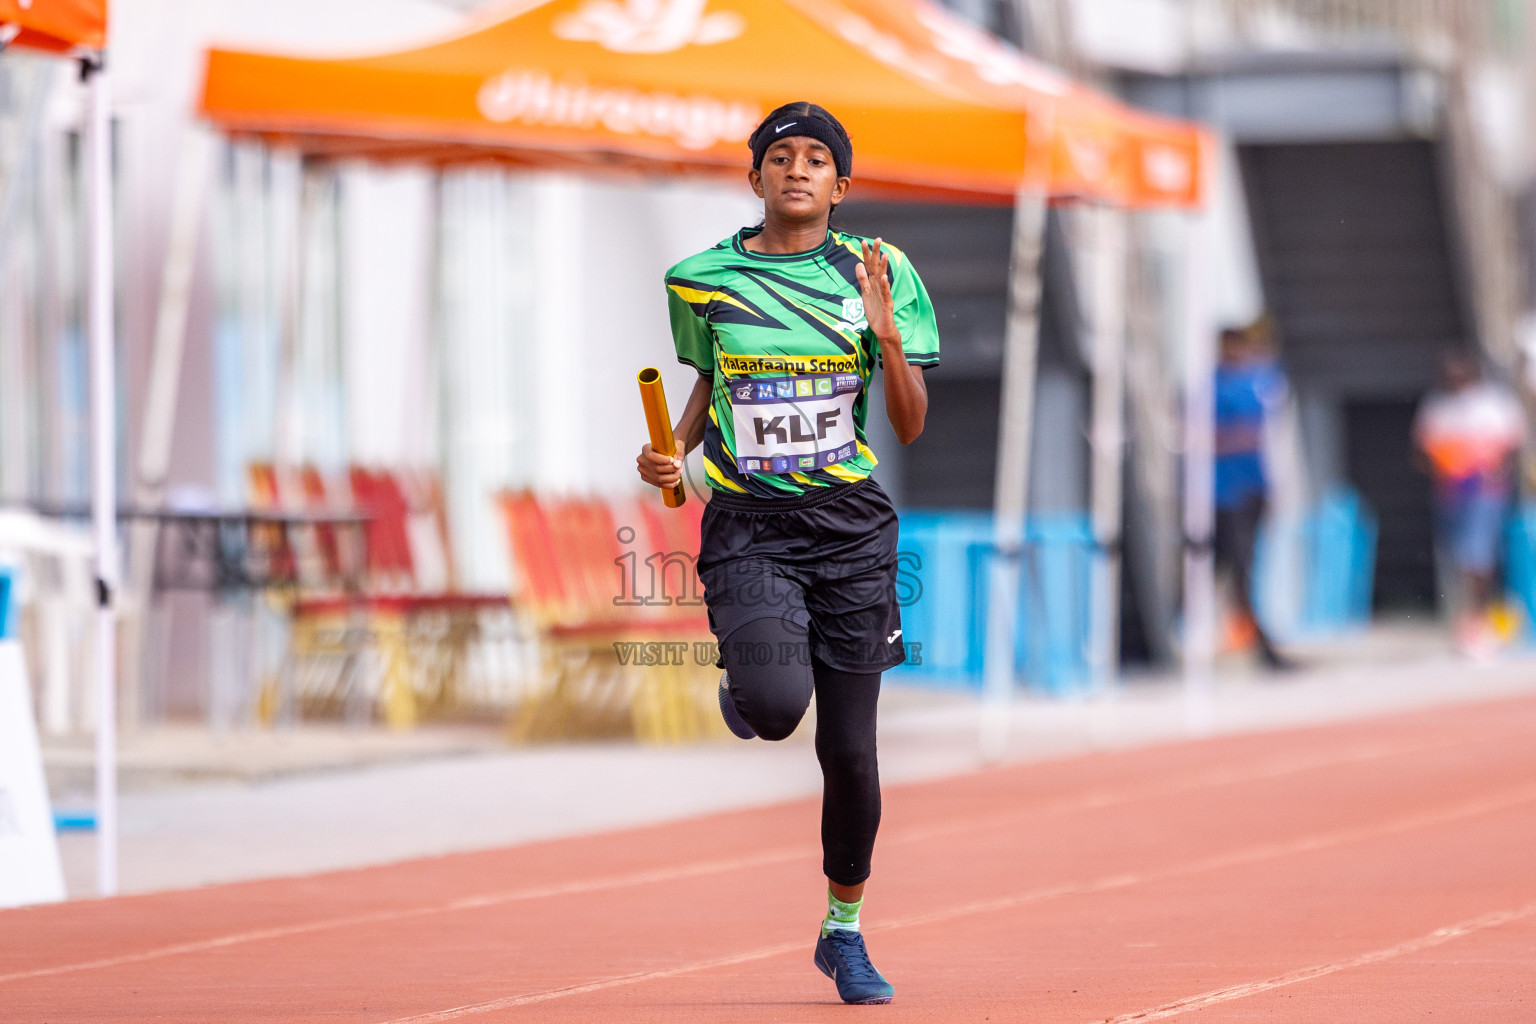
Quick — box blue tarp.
[0,565,14,641]
[1254,488,1377,640]
[1502,504,1536,631]
[890,491,1377,694]
[889,511,1093,695]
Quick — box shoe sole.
[718,677,756,740]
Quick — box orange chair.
[499,489,722,743]
[280,465,515,729]
[299,465,347,586]
[636,495,709,625]
[349,467,415,593]
[245,462,300,587]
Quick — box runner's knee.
[814,741,877,785]
[721,617,814,741]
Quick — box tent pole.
[85,55,120,897]
[1182,140,1217,735]
[1088,204,1128,695]
[981,188,1048,763]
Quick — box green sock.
[822,888,862,936]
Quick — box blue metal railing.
[1501,504,1536,632]
[889,511,1093,695]
[1254,488,1377,641]
[891,490,1378,692]
[0,565,15,641]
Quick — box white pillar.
[531,175,584,491]
[1088,205,1128,695]
[1182,140,1218,735]
[129,144,216,509]
[273,151,307,480]
[981,189,1048,762]
[86,58,120,897]
[124,128,214,729]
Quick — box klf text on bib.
[729,372,860,474]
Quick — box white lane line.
[381,940,810,1023]
[889,731,1484,847]
[1098,900,1536,1023]
[372,782,1536,1023]
[0,847,812,986]
[1,727,1523,986]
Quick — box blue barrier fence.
[1307,489,1378,632]
[0,565,14,641]
[52,811,97,832]
[890,491,1376,693]
[1502,504,1536,630]
[1254,488,1377,641]
[889,512,1093,695]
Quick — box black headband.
[750,115,852,178]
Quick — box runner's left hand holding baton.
[637,367,686,508]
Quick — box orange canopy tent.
[0,0,105,53]
[198,0,1204,208]
[1050,85,1205,208]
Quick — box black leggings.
[721,615,882,887]
[1215,493,1280,660]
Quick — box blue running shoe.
[814,929,894,1005]
[718,671,755,740]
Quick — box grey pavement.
[48,623,1536,899]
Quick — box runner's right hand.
[637,443,683,489]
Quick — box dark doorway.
[1343,398,1437,611]
[904,376,1000,508]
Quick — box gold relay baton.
[637,367,686,508]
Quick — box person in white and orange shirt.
[1414,352,1525,655]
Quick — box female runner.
[637,101,939,1005]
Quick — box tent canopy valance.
[0,0,105,53]
[1051,85,1205,208]
[199,0,1205,208]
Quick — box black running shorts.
[696,478,906,674]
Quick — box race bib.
[728,373,861,475]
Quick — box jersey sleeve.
[880,249,940,368]
[666,281,715,375]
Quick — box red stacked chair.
[245,463,300,586]
[299,465,345,585]
[348,467,414,594]
[498,489,721,742]
[280,465,512,728]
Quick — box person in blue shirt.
[1214,324,1295,670]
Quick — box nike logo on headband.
[775,122,797,133]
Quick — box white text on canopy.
[477,71,760,151]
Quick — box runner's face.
[751,136,849,222]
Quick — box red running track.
[4,694,1536,1022]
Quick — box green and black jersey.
[666,227,940,498]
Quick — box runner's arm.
[879,343,927,445]
[858,238,929,444]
